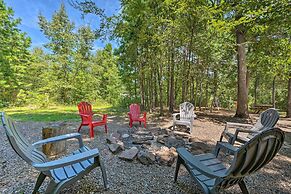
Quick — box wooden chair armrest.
[226,122,253,128]
[214,141,238,156]
[177,148,226,178]
[143,112,147,118]
[32,133,84,148]
[231,128,260,144]
[32,148,99,171]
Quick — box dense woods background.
[0,0,290,117]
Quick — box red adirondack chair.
[128,104,146,128]
[77,102,108,138]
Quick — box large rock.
[156,134,168,145]
[135,131,152,136]
[106,136,117,144]
[132,134,154,145]
[108,143,122,154]
[122,133,130,139]
[132,134,154,141]
[111,132,121,140]
[116,140,125,150]
[137,150,156,165]
[165,136,185,148]
[155,146,177,166]
[119,147,139,161]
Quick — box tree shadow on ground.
[197,111,251,126]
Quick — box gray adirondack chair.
[220,108,279,144]
[174,127,285,194]
[173,102,197,133]
[1,112,108,194]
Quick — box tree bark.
[272,77,276,108]
[287,78,291,118]
[169,48,175,113]
[254,76,259,105]
[158,63,163,116]
[235,26,249,118]
[199,79,203,111]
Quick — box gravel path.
[0,110,290,194]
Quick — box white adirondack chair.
[173,102,196,133]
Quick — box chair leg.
[144,121,146,128]
[174,155,183,182]
[78,124,82,132]
[45,180,58,194]
[104,124,108,133]
[189,125,193,134]
[238,180,249,194]
[99,158,108,189]
[139,121,141,126]
[32,172,46,194]
[89,124,94,138]
[129,121,132,128]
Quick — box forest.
[0,0,290,118]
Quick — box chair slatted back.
[78,102,93,115]
[247,108,279,139]
[129,104,141,120]
[179,102,194,120]
[260,108,279,129]
[1,112,47,165]
[216,128,284,190]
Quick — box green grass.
[2,104,127,122]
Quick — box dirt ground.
[0,109,290,194]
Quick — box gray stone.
[137,150,156,165]
[116,140,125,150]
[156,135,168,145]
[106,136,117,144]
[132,134,154,141]
[165,136,185,148]
[108,143,122,154]
[135,131,152,136]
[111,132,121,140]
[132,139,152,145]
[119,147,139,161]
[121,133,130,139]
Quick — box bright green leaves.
[0,0,31,107]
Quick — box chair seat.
[178,149,227,189]
[132,117,145,122]
[92,121,106,126]
[51,147,95,183]
[174,120,191,126]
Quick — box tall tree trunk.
[272,77,276,108]
[190,76,194,104]
[194,77,199,110]
[169,49,175,113]
[235,26,249,118]
[199,79,203,111]
[140,65,145,109]
[211,70,218,113]
[167,62,170,107]
[154,70,158,107]
[205,74,209,108]
[157,64,163,116]
[134,66,137,99]
[254,76,259,105]
[287,78,291,118]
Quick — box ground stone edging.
[106,126,198,166]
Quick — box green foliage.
[0,0,31,107]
